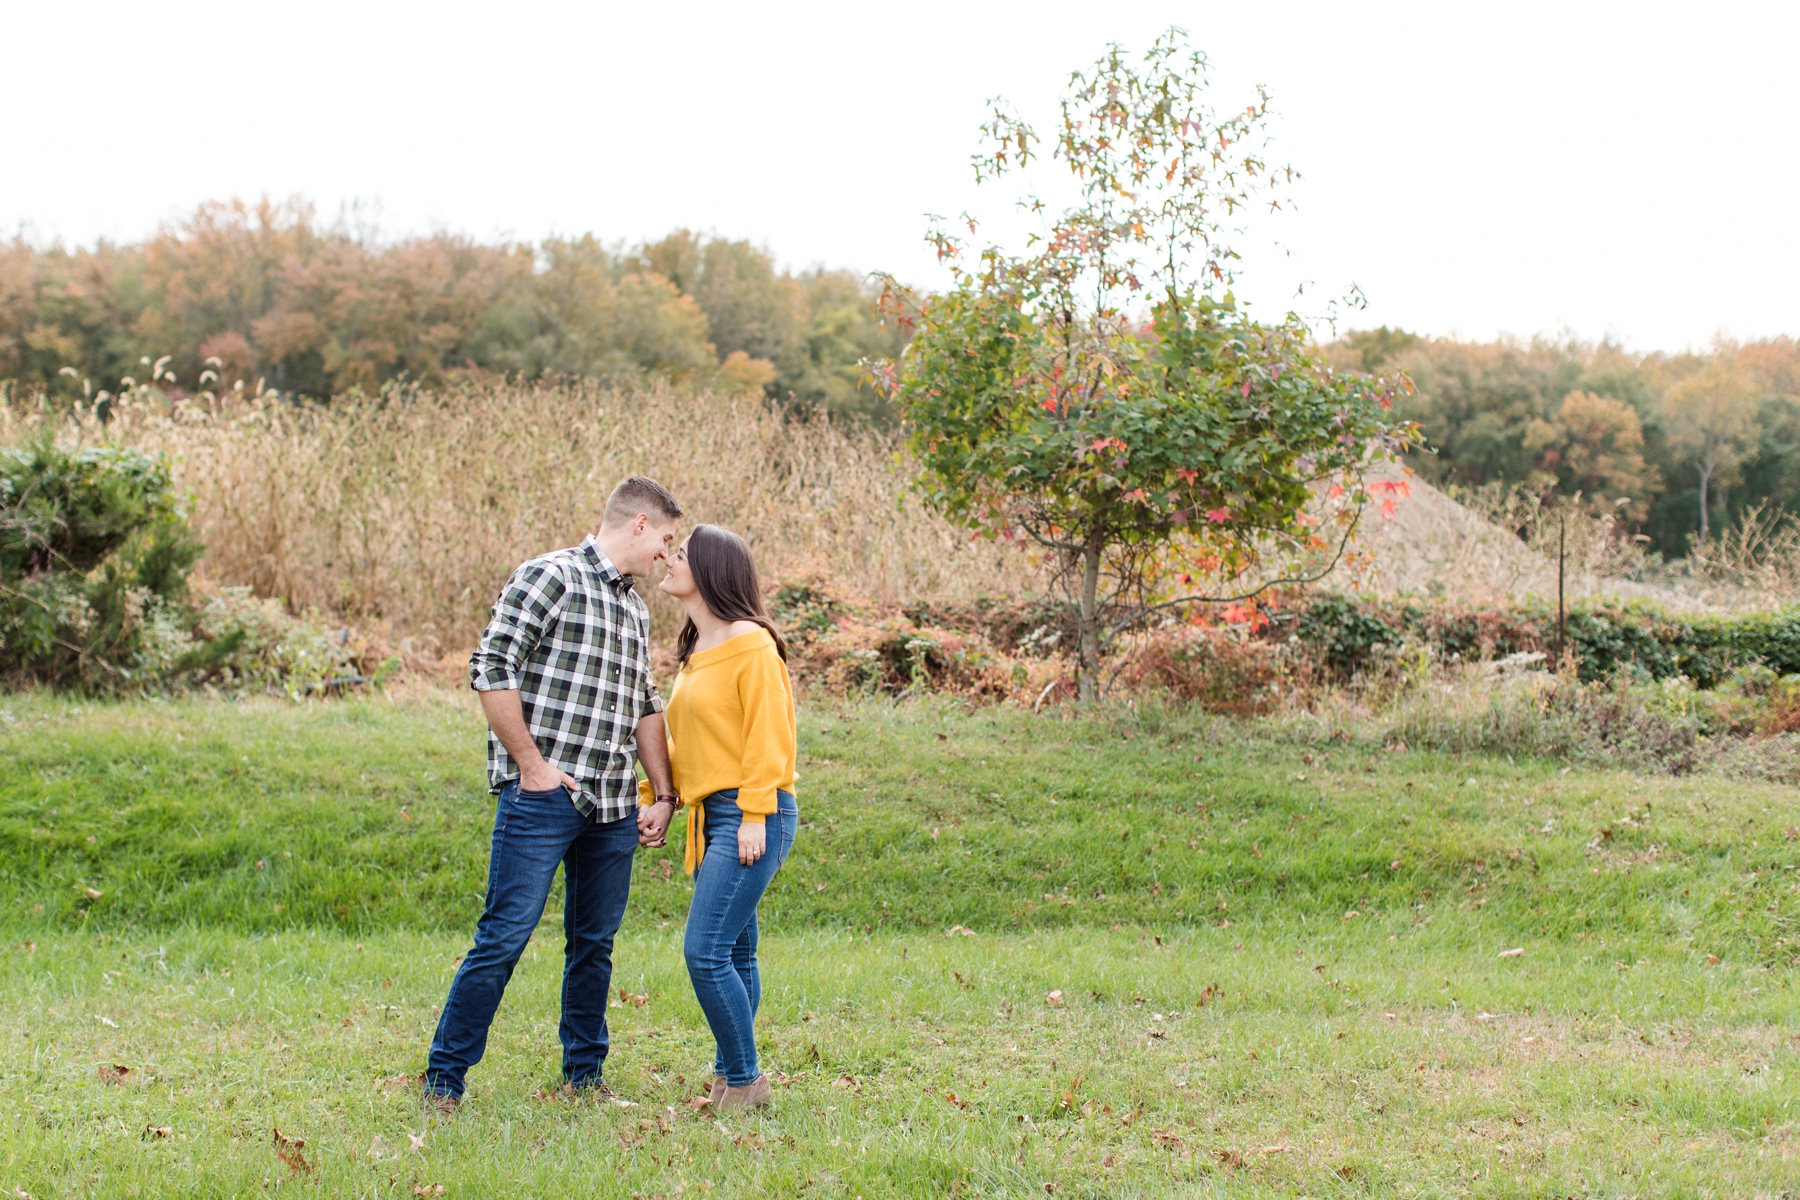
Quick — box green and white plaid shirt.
[469,537,663,822]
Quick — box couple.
[422,477,799,1116]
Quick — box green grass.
[2,688,1798,1196]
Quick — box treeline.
[1329,329,1800,556]
[0,198,904,417]
[6,201,1797,559]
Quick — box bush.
[1296,591,1800,687]
[0,438,201,688]
[1,434,390,695]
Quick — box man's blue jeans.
[683,789,798,1087]
[425,782,637,1099]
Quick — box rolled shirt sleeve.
[469,559,567,692]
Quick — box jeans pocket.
[517,784,567,800]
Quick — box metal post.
[1556,510,1567,666]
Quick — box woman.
[637,524,798,1114]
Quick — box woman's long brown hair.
[674,524,789,667]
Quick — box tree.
[1532,390,1656,518]
[866,31,1420,700]
[1662,346,1764,541]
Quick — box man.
[423,477,682,1114]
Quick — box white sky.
[5,0,1796,352]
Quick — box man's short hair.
[602,476,683,528]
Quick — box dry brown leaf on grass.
[616,988,649,1007]
[411,1186,446,1197]
[832,1074,858,1091]
[1057,1077,1082,1110]
[1045,989,1064,1006]
[945,925,976,937]
[943,1091,970,1110]
[272,1127,311,1175]
[1498,947,1525,958]
[97,1064,131,1085]
[141,1125,171,1140]
[1214,1148,1245,1168]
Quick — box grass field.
[2,688,1797,1197]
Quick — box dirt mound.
[1342,466,1699,608]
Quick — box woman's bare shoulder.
[728,620,768,641]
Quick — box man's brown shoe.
[716,1074,771,1113]
[423,1092,460,1119]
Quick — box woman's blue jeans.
[684,789,797,1086]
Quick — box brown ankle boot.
[715,1074,771,1113]
[709,1075,727,1107]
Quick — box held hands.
[637,798,677,848]
[738,820,766,866]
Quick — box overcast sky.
[5,0,1796,352]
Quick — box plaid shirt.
[469,536,663,822]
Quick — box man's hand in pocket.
[520,760,579,794]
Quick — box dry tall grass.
[0,381,1043,655]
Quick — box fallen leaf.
[96,1014,118,1028]
[1215,1148,1245,1168]
[942,1091,969,1109]
[616,988,649,1007]
[1045,990,1064,1006]
[945,925,975,937]
[1706,954,1721,967]
[407,1132,427,1153]
[684,1094,714,1112]
[98,1063,131,1084]
[832,1073,858,1090]
[273,1127,312,1174]
[1498,947,1525,958]
[411,1186,446,1197]
[83,887,103,901]
[1058,1077,1081,1109]
[141,1125,171,1140]
[1259,1145,1289,1154]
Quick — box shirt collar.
[580,535,635,592]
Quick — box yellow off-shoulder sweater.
[638,628,796,874]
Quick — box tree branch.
[1101,506,1365,639]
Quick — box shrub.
[1115,625,1293,715]
[1,433,390,695]
[1296,591,1800,687]
[0,438,202,688]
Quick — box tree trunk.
[1697,461,1713,542]
[1077,535,1101,703]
